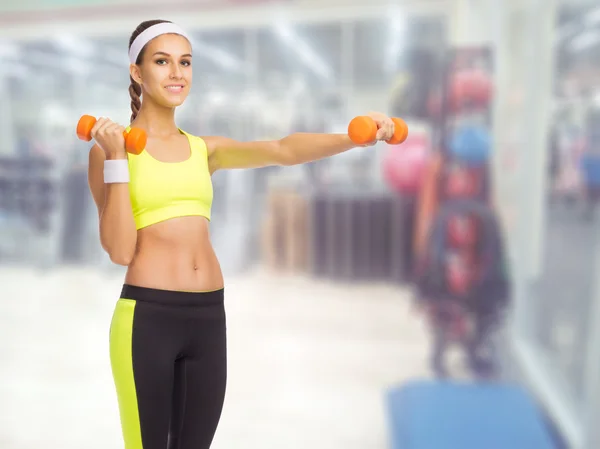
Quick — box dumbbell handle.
[76,115,147,155]
[348,116,408,146]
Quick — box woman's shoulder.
[179,129,209,145]
[182,130,227,154]
[179,129,219,160]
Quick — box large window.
[498,1,600,446]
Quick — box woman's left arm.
[206,112,395,173]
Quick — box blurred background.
[1,0,600,448]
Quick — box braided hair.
[128,19,172,123]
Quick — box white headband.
[128,23,191,64]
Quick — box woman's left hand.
[365,111,395,145]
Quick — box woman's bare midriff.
[124,216,224,292]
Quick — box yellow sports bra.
[126,128,213,230]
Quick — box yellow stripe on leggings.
[109,299,143,449]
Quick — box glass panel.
[523,0,600,413]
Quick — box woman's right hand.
[91,117,127,159]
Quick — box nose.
[170,63,183,79]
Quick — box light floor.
[0,265,435,449]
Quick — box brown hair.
[128,19,172,122]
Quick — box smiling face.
[130,33,193,109]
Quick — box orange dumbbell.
[348,116,409,146]
[76,115,147,155]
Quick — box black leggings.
[109,284,227,449]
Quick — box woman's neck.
[133,101,179,138]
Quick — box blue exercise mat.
[386,380,557,449]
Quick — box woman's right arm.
[88,144,137,265]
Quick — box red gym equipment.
[382,134,429,194]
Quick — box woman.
[87,19,397,449]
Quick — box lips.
[165,85,184,93]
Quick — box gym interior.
[0,0,599,448]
